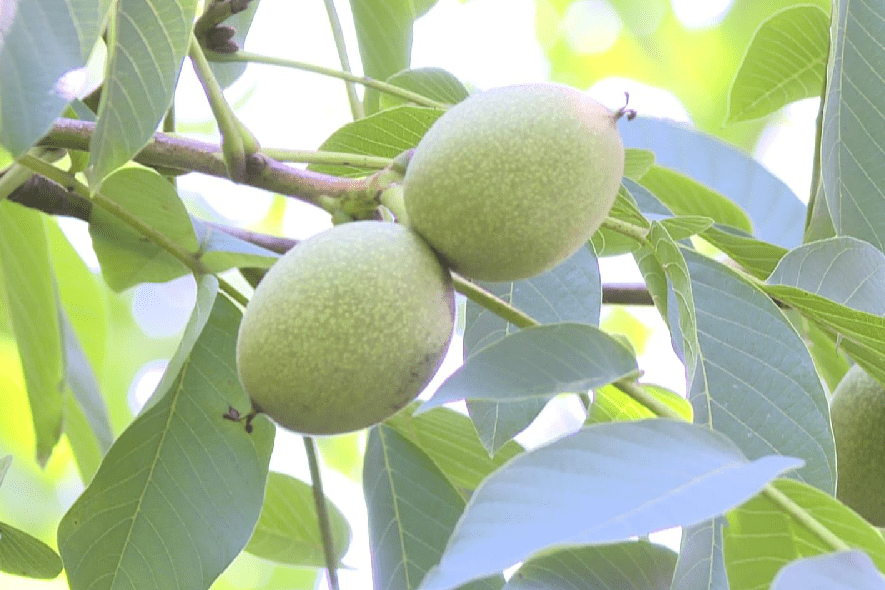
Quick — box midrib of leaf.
[379,426,415,590]
[107,365,188,588]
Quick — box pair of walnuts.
[235,83,627,435]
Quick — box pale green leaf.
[89,167,198,291]
[623,148,655,180]
[0,522,63,579]
[683,250,836,494]
[421,323,638,412]
[772,552,885,590]
[418,420,802,590]
[723,478,885,590]
[587,383,692,424]
[364,425,503,590]
[88,0,199,185]
[700,225,788,279]
[821,0,885,253]
[245,472,351,567]
[504,541,677,590]
[380,67,469,110]
[309,105,444,177]
[58,277,275,590]
[727,5,830,123]
[0,201,64,465]
[0,0,111,155]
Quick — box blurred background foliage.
[0,0,826,588]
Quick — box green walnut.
[403,83,627,282]
[236,221,455,435]
[830,364,885,525]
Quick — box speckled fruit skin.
[403,83,625,282]
[236,221,455,435]
[831,364,885,525]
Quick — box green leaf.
[766,237,885,383]
[244,471,350,567]
[593,182,654,256]
[0,455,9,485]
[671,519,729,590]
[587,383,692,423]
[88,0,199,185]
[0,521,63,579]
[623,148,655,180]
[504,541,677,590]
[727,5,829,123]
[0,0,111,155]
[421,323,638,412]
[386,405,523,494]
[772,551,885,590]
[0,201,64,466]
[417,419,802,590]
[822,0,885,253]
[700,225,788,279]
[210,0,262,88]
[192,219,280,272]
[380,67,469,110]
[349,0,416,114]
[364,425,503,590]
[58,276,275,590]
[621,118,805,247]
[461,245,603,453]
[659,215,714,241]
[683,250,836,493]
[640,165,753,234]
[89,167,198,291]
[723,478,885,590]
[309,105,444,177]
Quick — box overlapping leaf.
[0,0,111,155]
[421,323,638,412]
[363,425,502,590]
[620,117,805,247]
[683,250,835,494]
[700,225,788,279]
[0,201,63,465]
[380,67,469,109]
[723,478,885,590]
[821,0,885,253]
[88,0,199,185]
[58,277,275,590]
[504,541,677,590]
[771,551,885,590]
[245,471,351,567]
[671,519,729,590]
[727,5,830,123]
[587,382,692,423]
[309,105,444,177]
[417,419,802,590]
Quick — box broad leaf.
[89,167,198,291]
[727,5,830,123]
[421,323,638,412]
[671,519,729,590]
[503,541,677,590]
[380,67,469,110]
[58,277,275,590]
[417,419,802,590]
[0,522,63,579]
[0,201,63,465]
[700,225,788,280]
[349,0,416,114]
[309,105,444,177]
[245,471,351,567]
[723,478,885,590]
[587,382,693,423]
[364,425,503,590]
[821,0,885,253]
[771,551,885,590]
[620,117,805,247]
[682,250,836,493]
[623,148,655,179]
[386,405,523,495]
[0,0,111,155]
[461,245,603,452]
[89,0,199,185]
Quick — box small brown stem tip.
[615,91,637,122]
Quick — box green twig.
[762,484,851,552]
[322,0,364,119]
[612,379,681,420]
[189,34,260,181]
[207,51,451,110]
[451,274,538,329]
[304,436,340,590]
[601,216,650,244]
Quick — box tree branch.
[38,119,366,207]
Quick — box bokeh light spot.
[562,1,622,55]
